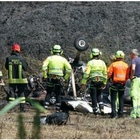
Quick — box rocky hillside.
[0,1,140,66]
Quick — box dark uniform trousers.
[9,84,27,111]
[44,78,62,110]
[90,81,104,114]
[109,83,125,118]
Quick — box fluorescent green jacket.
[0,71,2,77]
[42,55,72,80]
[81,59,107,85]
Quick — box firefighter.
[5,44,28,112]
[108,50,129,118]
[81,48,107,115]
[42,45,72,111]
[129,49,140,119]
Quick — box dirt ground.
[0,103,140,139]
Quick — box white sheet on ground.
[67,100,112,114]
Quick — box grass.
[0,104,139,139]
[0,53,137,139]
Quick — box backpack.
[43,111,70,125]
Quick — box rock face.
[0,2,140,62]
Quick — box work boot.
[110,115,117,119]
[99,102,104,114]
[110,112,117,119]
[55,103,61,112]
[20,103,25,112]
[118,113,124,118]
[44,102,50,110]
[93,107,100,116]
[100,109,104,115]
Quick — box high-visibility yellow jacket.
[81,59,107,85]
[42,55,72,80]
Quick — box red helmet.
[12,44,21,53]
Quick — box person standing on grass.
[102,54,117,105]
[129,49,140,119]
[42,45,72,111]
[108,50,129,118]
[81,48,107,115]
[107,54,119,111]
[5,44,28,112]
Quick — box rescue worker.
[129,49,140,119]
[108,50,129,118]
[102,54,116,105]
[5,44,28,112]
[42,45,72,111]
[107,54,119,110]
[81,48,107,115]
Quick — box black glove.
[42,77,48,82]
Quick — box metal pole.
[71,69,77,99]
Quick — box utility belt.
[89,76,104,82]
[47,74,63,85]
[111,82,125,90]
[88,76,105,88]
[90,81,104,89]
[113,83,125,86]
[48,74,62,80]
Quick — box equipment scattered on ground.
[1,36,131,114]
[40,111,69,125]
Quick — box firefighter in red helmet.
[12,44,21,53]
[5,44,28,112]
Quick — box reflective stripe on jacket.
[81,59,107,85]
[107,60,129,84]
[8,61,28,83]
[42,55,72,80]
[5,52,28,84]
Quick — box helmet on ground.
[115,50,125,59]
[51,45,63,55]
[12,44,21,53]
[90,48,102,58]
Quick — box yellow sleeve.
[64,59,72,80]
[0,71,3,77]
[102,63,107,85]
[42,58,49,78]
[81,63,91,84]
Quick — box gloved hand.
[64,76,68,81]
[42,77,48,82]
[81,84,86,91]
[101,84,106,89]
[60,78,65,83]
[0,79,5,86]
